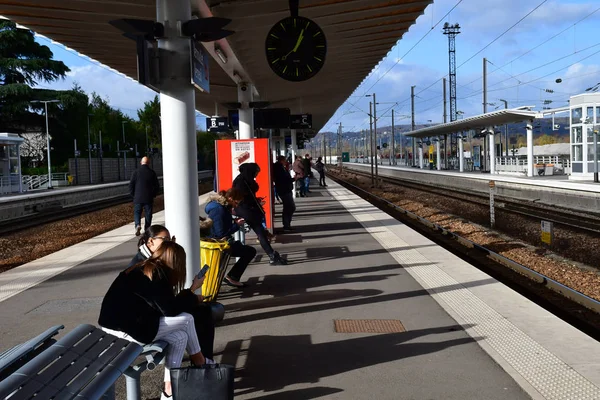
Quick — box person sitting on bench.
[99,241,211,400]
[129,225,216,360]
[204,187,257,288]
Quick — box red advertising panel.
[215,138,273,230]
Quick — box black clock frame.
[265,15,327,82]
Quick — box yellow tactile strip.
[334,319,406,333]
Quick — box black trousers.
[236,206,274,256]
[227,240,257,281]
[279,192,296,228]
[319,171,326,186]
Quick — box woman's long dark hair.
[138,224,169,247]
[127,241,187,294]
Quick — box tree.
[0,20,70,131]
[137,95,160,152]
[197,131,219,170]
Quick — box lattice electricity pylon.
[443,22,461,159]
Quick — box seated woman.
[98,241,210,399]
[129,225,216,360]
[233,163,286,265]
[204,188,257,288]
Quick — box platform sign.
[215,138,273,230]
[206,117,228,132]
[428,145,434,163]
[191,42,210,93]
[541,220,554,245]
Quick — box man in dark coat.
[273,155,296,231]
[129,156,160,236]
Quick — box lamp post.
[30,99,60,189]
[122,121,127,179]
[87,113,94,184]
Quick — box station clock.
[265,16,327,82]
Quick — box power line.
[456,0,549,69]
[333,0,464,128]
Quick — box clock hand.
[282,29,306,60]
[291,29,305,52]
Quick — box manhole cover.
[334,319,405,333]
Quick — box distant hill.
[317,117,571,147]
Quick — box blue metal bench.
[0,324,142,400]
[0,325,64,381]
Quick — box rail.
[329,169,600,317]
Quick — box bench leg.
[125,375,142,400]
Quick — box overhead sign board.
[191,42,210,93]
[206,117,229,132]
[290,114,312,129]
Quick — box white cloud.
[45,64,157,117]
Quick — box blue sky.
[27,0,600,132]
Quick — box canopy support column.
[157,0,199,286]
[526,121,534,177]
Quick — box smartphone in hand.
[196,264,210,280]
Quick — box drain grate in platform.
[334,319,406,333]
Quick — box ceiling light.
[214,45,227,64]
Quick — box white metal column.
[459,136,464,172]
[418,143,423,168]
[238,84,253,139]
[488,127,496,175]
[436,138,441,170]
[526,121,534,177]
[157,0,199,286]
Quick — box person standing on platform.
[129,156,160,236]
[292,155,306,197]
[274,155,296,231]
[302,154,313,194]
[233,163,287,265]
[315,157,327,187]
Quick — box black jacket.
[302,158,312,175]
[98,265,179,343]
[126,251,200,317]
[273,162,293,195]
[232,163,263,225]
[129,165,160,204]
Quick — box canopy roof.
[0,0,432,132]
[405,108,540,138]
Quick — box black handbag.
[170,364,235,399]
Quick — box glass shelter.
[569,93,600,180]
[0,133,24,194]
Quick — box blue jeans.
[304,176,310,192]
[297,178,306,196]
[134,203,153,230]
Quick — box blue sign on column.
[191,41,210,93]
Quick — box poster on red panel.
[215,138,273,230]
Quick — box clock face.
[265,16,327,82]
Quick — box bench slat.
[4,376,46,400]
[69,329,106,356]
[31,348,79,385]
[0,373,28,399]
[74,365,123,400]
[0,325,64,379]
[53,325,98,349]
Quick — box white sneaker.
[205,358,216,365]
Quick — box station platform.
[1,178,600,399]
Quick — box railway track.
[0,171,214,236]
[328,171,600,340]
[342,167,600,234]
